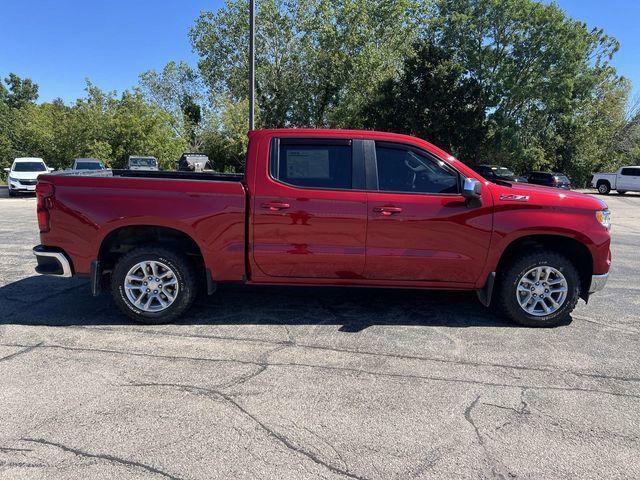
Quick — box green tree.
[139,61,204,149]
[190,0,430,129]
[362,41,487,162]
[3,73,39,109]
[428,0,629,184]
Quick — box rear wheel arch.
[97,225,209,281]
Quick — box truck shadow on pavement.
[0,276,572,330]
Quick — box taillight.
[36,182,55,233]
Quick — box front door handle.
[262,201,291,211]
[373,206,403,216]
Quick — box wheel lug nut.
[153,290,158,294]
[545,289,549,293]
[143,282,147,286]
[146,288,150,292]
[155,278,159,282]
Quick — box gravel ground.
[0,186,638,480]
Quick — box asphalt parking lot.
[0,186,638,480]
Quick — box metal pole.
[248,0,255,131]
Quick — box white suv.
[4,158,54,196]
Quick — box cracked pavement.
[0,188,639,479]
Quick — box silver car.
[128,156,158,171]
[72,158,105,171]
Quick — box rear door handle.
[373,206,403,216]
[261,201,291,211]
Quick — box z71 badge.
[499,194,530,202]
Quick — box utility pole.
[248,0,255,131]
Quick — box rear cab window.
[271,139,353,190]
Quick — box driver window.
[375,145,459,194]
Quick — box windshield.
[13,162,46,172]
[494,167,516,179]
[129,157,157,167]
[76,161,104,170]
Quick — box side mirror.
[462,177,482,207]
[3,168,10,173]
[48,167,55,172]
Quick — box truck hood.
[8,171,46,181]
[490,182,607,210]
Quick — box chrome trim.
[589,273,609,294]
[33,248,72,278]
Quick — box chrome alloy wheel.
[516,266,568,317]
[124,260,179,312]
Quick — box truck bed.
[38,169,247,280]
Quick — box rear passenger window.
[274,140,352,189]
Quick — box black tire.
[596,181,610,195]
[495,251,580,327]
[110,245,197,324]
[8,189,16,197]
[617,190,627,195]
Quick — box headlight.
[595,209,611,231]
[8,176,17,183]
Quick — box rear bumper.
[33,245,73,278]
[589,273,609,294]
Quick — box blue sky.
[1,0,639,104]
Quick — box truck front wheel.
[496,251,580,327]
[111,246,197,324]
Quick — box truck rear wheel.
[111,246,197,324]
[496,251,580,327]
[597,181,610,194]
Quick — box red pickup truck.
[33,129,611,327]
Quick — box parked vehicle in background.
[591,166,640,195]
[525,172,572,190]
[72,158,105,171]
[127,156,158,171]
[472,165,527,183]
[177,153,211,172]
[5,158,53,196]
[32,129,611,328]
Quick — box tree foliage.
[190,0,429,128]
[0,78,186,174]
[362,41,488,162]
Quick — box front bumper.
[589,273,609,294]
[9,180,36,192]
[33,245,73,278]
